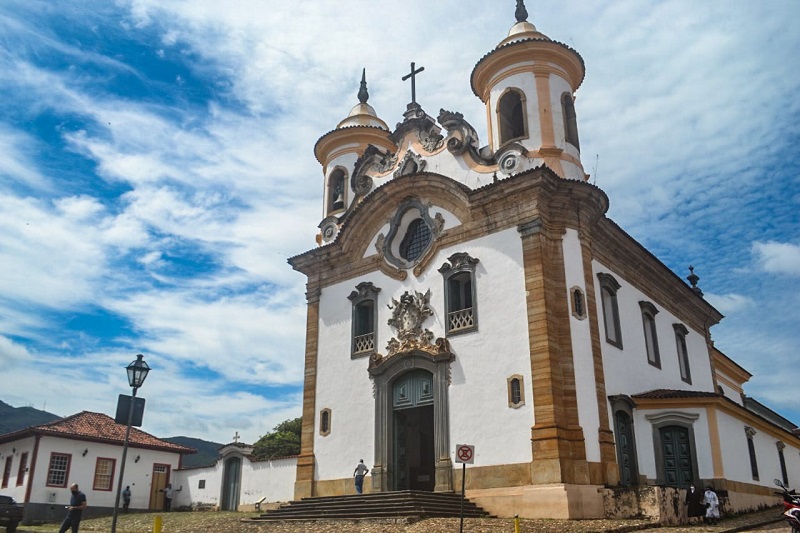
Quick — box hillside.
[164,436,224,468]
[0,400,61,435]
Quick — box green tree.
[253,417,302,460]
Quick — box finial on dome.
[687,265,704,296]
[357,68,369,104]
[515,0,529,23]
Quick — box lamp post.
[110,354,150,533]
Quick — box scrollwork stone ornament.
[437,108,479,156]
[351,145,398,196]
[394,151,427,179]
[420,130,444,152]
[386,289,436,356]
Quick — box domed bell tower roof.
[336,69,390,130]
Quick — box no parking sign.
[455,444,474,464]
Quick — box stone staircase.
[250,490,493,522]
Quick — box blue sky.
[1,1,798,444]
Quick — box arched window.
[498,89,526,144]
[598,273,622,348]
[327,168,346,213]
[400,219,432,262]
[562,92,580,149]
[639,301,661,368]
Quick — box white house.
[0,411,195,524]
[172,442,296,512]
[286,0,800,519]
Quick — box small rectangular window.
[199,479,206,489]
[598,274,622,348]
[639,302,660,368]
[47,453,71,487]
[93,458,116,491]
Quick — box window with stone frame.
[93,457,115,491]
[777,441,788,485]
[597,273,623,348]
[673,323,691,384]
[46,452,71,487]
[400,219,432,262]
[319,408,332,437]
[438,252,480,335]
[561,92,580,149]
[348,282,381,358]
[570,286,587,320]
[639,301,661,368]
[327,168,346,214]
[507,375,525,408]
[745,426,759,480]
[498,88,526,144]
[16,452,27,486]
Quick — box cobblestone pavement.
[15,507,789,532]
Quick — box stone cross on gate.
[233,431,240,443]
[402,62,425,104]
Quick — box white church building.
[286,1,799,519]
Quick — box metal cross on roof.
[233,431,240,443]
[402,62,425,104]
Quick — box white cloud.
[703,293,754,315]
[752,241,800,276]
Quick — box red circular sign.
[457,445,473,462]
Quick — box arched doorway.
[392,369,435,490]
[368,350,454,493]
[221,456,241,510]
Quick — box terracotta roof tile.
[632,389,720,400]
[7,411,195,454]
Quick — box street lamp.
[110,354,150,533]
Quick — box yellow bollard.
[154,514,163,533]
[514,514,520,533]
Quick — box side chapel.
[288,1,799,518]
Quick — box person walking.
[353,459,369,494]
[122,486,131,512]
[58,483,87,533]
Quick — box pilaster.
[294,286,321,499]
[518,219,589,485]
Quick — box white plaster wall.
[314,225,534,480]
[174,464,221,508]
[562,228,600,462]
[25,436,182,510]
[173,456,297,508]
[593,260,715,399]
[0,438,35,503]
[716,378,743,405]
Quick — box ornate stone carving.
[433,212,445,235]
[438,252,480,273]
[496,142,528,175]
[386,289,436,356]
[348,281,381,302]
[374,233,385,258]
[437,109,479,156]
[420,129,444,152]
[394,151,427,178]
[351,145,397,196]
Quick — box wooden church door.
[614,411,637,485]
[221,456,241,510]
[392,370,435,491]
[660,425,694,487]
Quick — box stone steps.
[251,490,492,522]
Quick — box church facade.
[288,2,799,519]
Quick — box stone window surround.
[382,198,440,271]
[745,426,759,480]
[327,166,347,215]
[646,411,700,487]
[507,374,525,408]
[673,323,691,384]
[438,252,480,336]
[597,272,623,349]
[639,300,661,369]
[348,282,382,359]
[570,286,587,320]
[561,92,580,150]
[319,408,331,437]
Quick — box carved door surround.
[368,349,454,493]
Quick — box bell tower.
[313,70,394,244]
[471,1,587,180]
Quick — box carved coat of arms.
[386,289,435,355]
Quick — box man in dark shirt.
[58,483,87,533]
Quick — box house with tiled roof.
[0,411,195,524]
